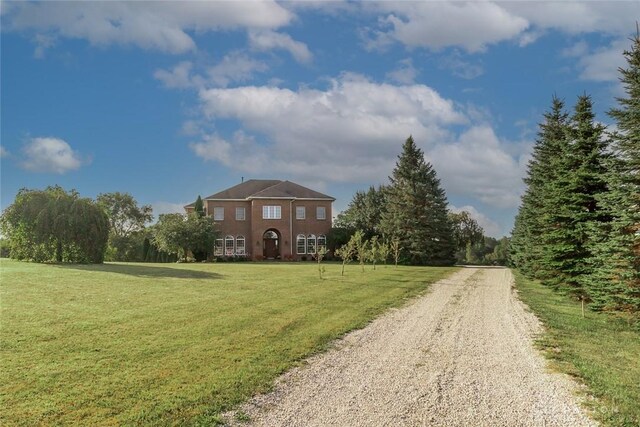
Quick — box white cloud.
[189,133,232,165]
[502,2,639,36]
[359,2,637,54]
[21,137,85,174]
[0,146,8,158]
[450,204,501,238]
[208,52,269,87]
[561,40,589,58]
[248,30,312,64]
[188,73,526,211]
[33,33,56,59]
[154,61,202,89]
[195,74,466,184]
[578,38,628,83]
[439,51,484,79]
[5,1,293,54]
[155,53,269,90]
[428,126,527,209]
[386,58,418,84]
[363,2,528,53]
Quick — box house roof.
[185,179,334,208]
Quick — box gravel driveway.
[224,267,596,427]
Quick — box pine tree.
[510,97,569,277]
[541,95,608,297]
[380,136,455,265]
[194,195,205,217]
[586,33,640,312]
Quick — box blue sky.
[1,1,637,237]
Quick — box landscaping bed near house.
[0,259,457,425]
[513,271,640,427]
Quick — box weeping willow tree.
[0,186,110,263]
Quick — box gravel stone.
[224,268,596,427]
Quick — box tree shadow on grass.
[54,263,222,280]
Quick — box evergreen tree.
[333,186,386,240]
[194,195,205,218]
[380,136,455,265]
[540,95,608,296]
[510,97,569,277]
[586,34,640,312]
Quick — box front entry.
[263,229,280,259]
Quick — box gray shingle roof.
[184,180,334,208]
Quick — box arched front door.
[263,229,280,259]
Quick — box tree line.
[332,138,511,266]
[0,189,217,263]
[331,136,509,266]
[510,34,639,314]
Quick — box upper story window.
[316,206,326,220]
[296,206,306,220]
[263,205,281,219]
[213,207,224,221]
[236,207,246,221]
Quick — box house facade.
[185,180,334,260]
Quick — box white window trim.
[214,238,224,256]
[316,206,326,220]
[214,207,224,221]
[235,207,245,221]
[263,205,282,219]
[307,234,317,254]
[317,234,327,252]
[296,234,306,255]
[236,235,246,255]
[296,206,306,220]
[225,235,234,256]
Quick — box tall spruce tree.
[380,136,455,265]
[510,97,569,277]
[586,34,640,312]
[540,95,608,296]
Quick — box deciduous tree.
[1,186,109,263]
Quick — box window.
[214,238,224,256]
[262,205,281,219]
[225,235,234,255]
[296,234,306,255]
[236,236,245,255]
[317,235,327,252]
[316,206,326,220]
[307,234,316,254]
[236,207,245,221]
[214,207,224,221]
[296,206,306,220]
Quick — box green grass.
[0,259,457,426]
[513,271,640,427]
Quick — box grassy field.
[0,259,457,426]
[513,271,640,427]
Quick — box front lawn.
[0,260,457,425]
[513,271,640,427]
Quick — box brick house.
[185,180,334,260]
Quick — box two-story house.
[185,179,334,260]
